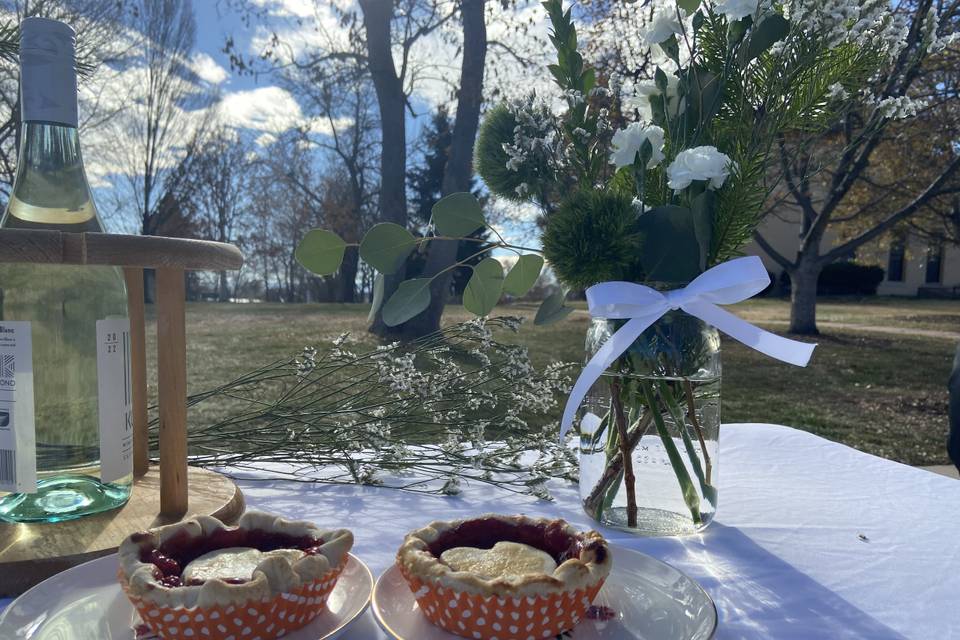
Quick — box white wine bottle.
[0,17,132,522]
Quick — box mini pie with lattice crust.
[118,511,352,639]
[396,513,611,639]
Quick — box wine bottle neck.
[3,19,101,232]
[20,17,79,128]
[3,122,101,230]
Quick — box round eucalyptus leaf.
[431,192,485,237]
[295,229,346,276]
[534,290,574,326]
[382,278,432,326]
[503,254,545,297]
[367,273,386,323]
[359,223,417,274]
[463,258,504,316]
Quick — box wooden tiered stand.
[0,230,247,595]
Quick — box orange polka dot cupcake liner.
[119,562,345,640]
[400,564,606,640]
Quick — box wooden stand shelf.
[0,230,246,595]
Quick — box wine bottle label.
[97,318,133,484]
[19,18,79,127]
[0,321,38,494]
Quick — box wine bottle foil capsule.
[19,17,78,128]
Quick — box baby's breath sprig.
[151,318,578,498]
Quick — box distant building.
[747,212,960,298]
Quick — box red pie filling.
[425,517,605,567]
[133,528,325,588]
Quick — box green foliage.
[503,254,545,297]
[359,223,417,274]
[382,278,432,326]
[634,206,703,283]
[463,258,505,316]
[542,190,643,289]
[432,192,485,236]
[746,15,790,61]
[534,290,574,325]
[474,103,529,202]
[295,229,346,276]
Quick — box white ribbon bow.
[559,256,816,440]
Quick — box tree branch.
[821,153,960,263]
[752,231,794,270]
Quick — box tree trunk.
[218,270,229,302]
[360,0,408,337]
[338,246,359,303]
[788,260,821,335]
[400,0,487,339]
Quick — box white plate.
[0,552,373,640]
[372,546,717,640]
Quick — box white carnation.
[625,73,683,119]
[609,123,666,170]
[643,6,685,45]
[666,146,736,191]
[713,0,760,21]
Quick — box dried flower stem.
[609,378,638,527]
[582,411,653,518]
[683,377,712,485]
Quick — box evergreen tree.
[408,107,490,296]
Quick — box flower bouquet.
[296,0,930,533]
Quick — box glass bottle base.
[591,506,714,536]
[0,474,131,523]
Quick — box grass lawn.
[144,297,959,467]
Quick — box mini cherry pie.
[396,513,611,639]
[118,511,353,640]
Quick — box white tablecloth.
[5,423,960,638]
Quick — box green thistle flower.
[475,103,525,201]
[542,190,643,290]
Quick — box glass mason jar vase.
[578,310,721,536]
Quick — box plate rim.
[0,551,375,640]
[371,546,718,640]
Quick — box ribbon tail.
[683,301,816,367]
[559,314,661,442]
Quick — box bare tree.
[276,51,380,304]
[113,0,213,299]
[246,133,324,303]
[193,123,251,301]
[753,0,960,334]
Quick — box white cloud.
[249,0,317,18]
[192,52,229,85]
[220,86,304,132]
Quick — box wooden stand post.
[123,267,149,478]
[156,268,188,518]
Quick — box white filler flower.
[643,6,684,45]
[713,0,759,21]
[667,146,736,190]
[609,123,666,170]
